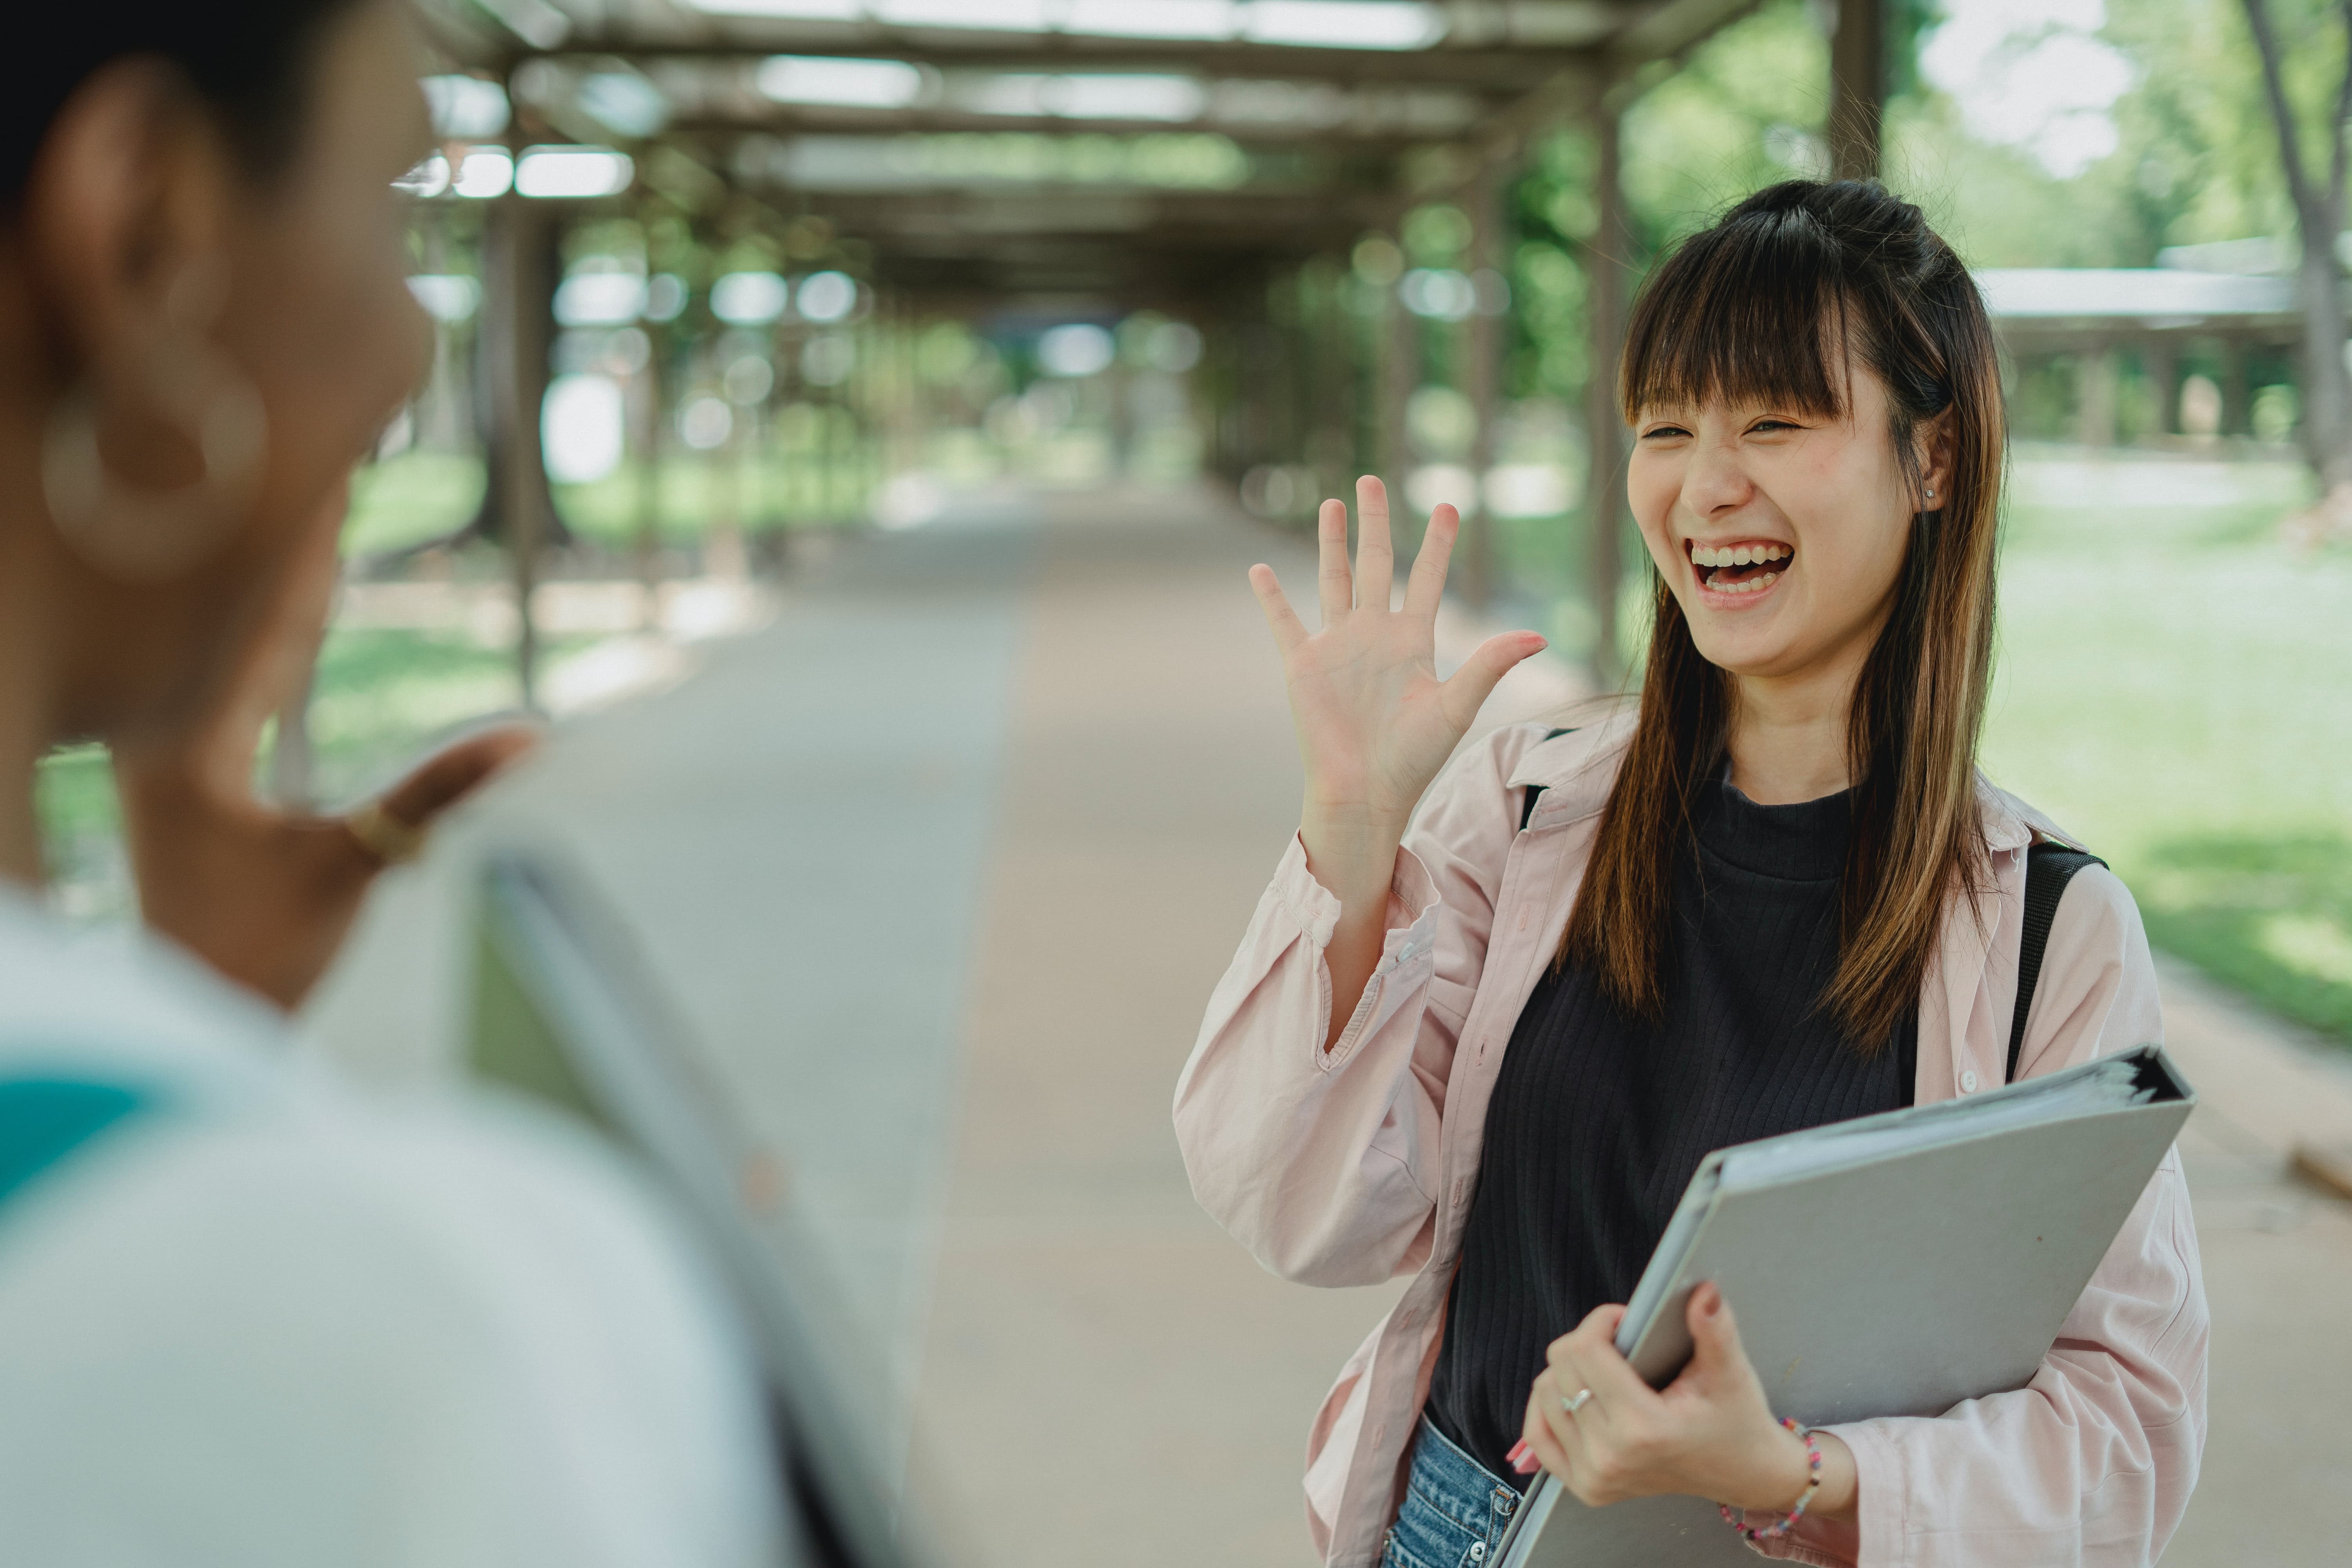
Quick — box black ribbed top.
[1424,774,1917,1485]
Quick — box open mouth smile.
[1686,538,1792,601]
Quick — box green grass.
[341,448,881,557]
[552,455,879,545]
[1981,447,2352,1043]
[343,451,486,555]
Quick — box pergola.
[1978,269,2303,442]
[412,0,1893,684]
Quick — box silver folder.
[1492,1044,2195,1568]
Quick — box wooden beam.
[665,109,1485,151]
[768,184,1393,236]
[1827,0,1885,180]
[479,197,559,708]
[1612,0,1767,68]
[527,34,1588,89]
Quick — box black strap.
[2005,841,2106,1083]
[1517,728,1576,830]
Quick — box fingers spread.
[1438,630,1548,730]
[1403,501,1457,621]
[1352,475,1395,611]
[1249,563,1308,652]
[1316,497,1353,628]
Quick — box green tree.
[2240,0,2352,486]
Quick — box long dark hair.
[2,0,365,205]
[1563,179,2005,1048]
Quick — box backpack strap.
[1517,728,1577,831]
[2005,842,2107,1083]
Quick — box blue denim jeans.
[1379,1418,1523,1568]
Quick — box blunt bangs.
[1619,205,1857,423]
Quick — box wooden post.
[2220,338,2252,436]
[2077,345,2120,447]
[2141,339,2178,438]
[481,197,557,709]
[1828,0,1887,181]
[1382,241,1417,492]
[1463,161,1508,610]
[635,314,667,630]
[1585,104,1632,686]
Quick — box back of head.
[0,0,426,752]
[2,1,364,208]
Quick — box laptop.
[468,849,935,1568]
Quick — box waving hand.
[1249,477,1544,1046]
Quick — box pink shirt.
[1174,719,2206,1568]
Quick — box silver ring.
[1560,1388,1593,1416]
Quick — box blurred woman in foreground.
[0,4,779,1561]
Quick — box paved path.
[308,482,2347,1565]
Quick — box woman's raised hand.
[1249,477,1546,835]
[1251,478,1544,1048]
[112,487,537,1012]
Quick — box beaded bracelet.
[1718,1418,1822,1542]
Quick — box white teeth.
[1690,543,1790,570]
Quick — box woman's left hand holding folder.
[1514,1284,1861,1524]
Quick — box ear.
[17,58,235,374]
[1915,409,1956,514]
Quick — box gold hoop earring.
[40,266,268,582]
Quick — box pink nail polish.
[1512,1450,1541,1475]
[1506,1439,1530,1465]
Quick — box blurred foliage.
[1889,0,2345,264]
[1503,0,2349,385]
[1984,449,2350,1044]
[344,451,486,556]
[1617,2,1834,247]
[554,448,880,541]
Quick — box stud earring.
[1925,486,1936,499]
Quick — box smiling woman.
[1176,179,2204,1568]
[1592,178,2004,1049]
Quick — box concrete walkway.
[307,482,2347,1565]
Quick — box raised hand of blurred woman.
[1247,477,1546,1048]
[113,485,534,1011]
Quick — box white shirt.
[0,890,785,1568]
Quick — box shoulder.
[1427,703,1640,821]
[1975,781,2162,1071]
[1973,775,2147,946]
[0,1093,777,1560]
[0,1088,739,1372]
[0,891,296,1104]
